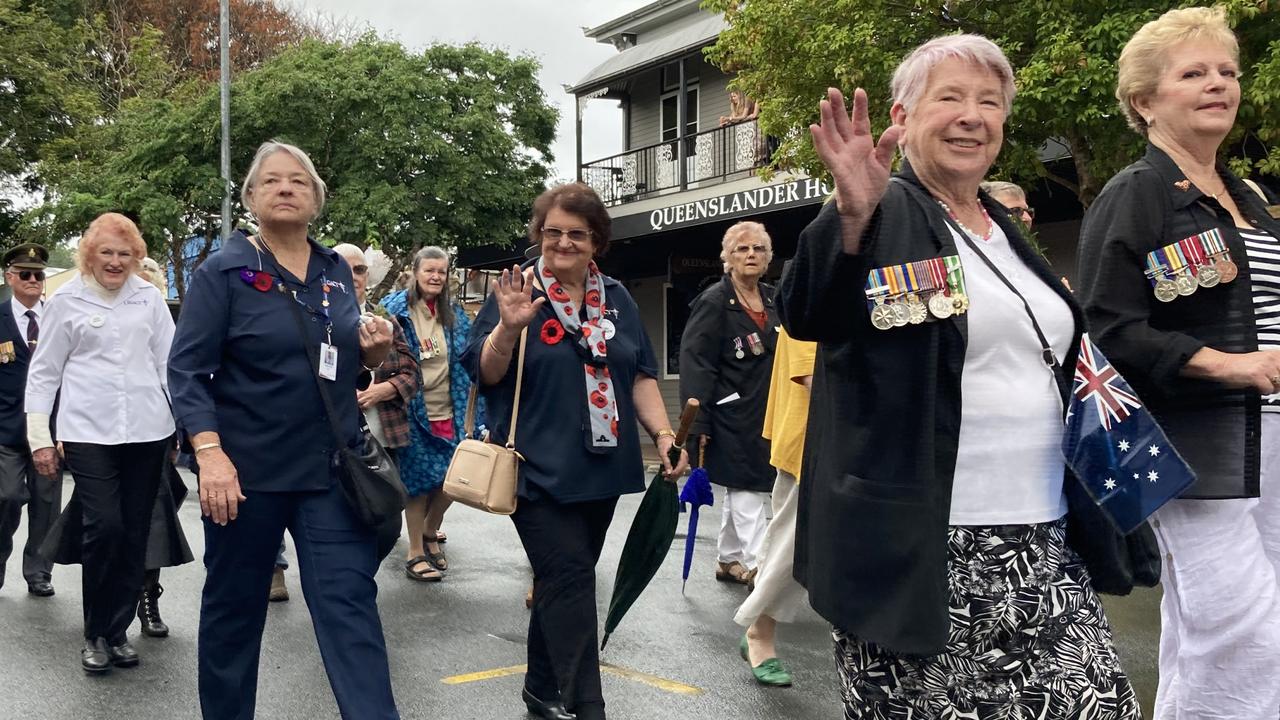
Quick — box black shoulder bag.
[935,204,1161,594]
[281,284,407,527]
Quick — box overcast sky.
[291,0,647,181]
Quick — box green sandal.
[739,635,793,687]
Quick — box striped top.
[1241,226,1280,410]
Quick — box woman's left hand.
[656,434,690,481]
[356,381,398,410]
[358,315,394,368]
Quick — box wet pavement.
[0,472,1160,719]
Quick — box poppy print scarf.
[537,258,619,451]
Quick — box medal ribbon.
[942,255,967,297]
[536,257,618,450]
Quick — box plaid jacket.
[371,322,418,448]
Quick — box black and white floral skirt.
[833,519,1140,720]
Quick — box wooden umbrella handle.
[673,398,700,449]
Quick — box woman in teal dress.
[381,247,476,581]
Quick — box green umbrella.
[600,400,700,650]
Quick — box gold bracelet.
[483,333,509,353]
[653,428,676,443]
[194,442,222,454]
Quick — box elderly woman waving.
[463,183,687,720]
[169,141,399,720]
[1077,7,1280,716]
[778,36,1139,718]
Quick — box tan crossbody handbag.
[442,326,528,515]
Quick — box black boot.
[137,583,169,638]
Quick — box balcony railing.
[581,119,767,206]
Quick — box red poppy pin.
[540,318,565,345]
[239,269,275,292]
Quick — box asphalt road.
[0,472,1161,719]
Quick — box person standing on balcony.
[680,221,779,586]
[719,90,759,127]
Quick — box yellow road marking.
[441,664,528,685]
[599,662,703,696]
[441,662,703,696]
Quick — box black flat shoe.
[27,580,54,597]
[81,638,111,674]
[522,688,575,720]
[108,640,139,668]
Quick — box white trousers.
[734,470,809,626]
[1152,413,1280,720]
[717,487,770,569]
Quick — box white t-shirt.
[947,222,1073,525]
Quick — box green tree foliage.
[33,37,557,298]
[703,0,1280,205]
[0,0,98,225]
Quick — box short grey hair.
[331,243,366,266]
[891,34,1016,115]
[720,221,773,274]
[240,140,328,219]
[980,180,1026,202]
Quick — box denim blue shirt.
[168,231,363,492]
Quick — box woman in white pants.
[680,222,779,584]
[1077,8,1280,718]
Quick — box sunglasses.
[7,270,44,282]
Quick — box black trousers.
[0,444,60,585]
[63,439,168,642]
[512,495,618,715]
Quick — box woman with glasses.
[462,182,688,720]
[980,180,1035,228]
[679,221,779,586]
[381,246,474,582]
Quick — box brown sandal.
[716,561,749,584]
[405,555,443,582]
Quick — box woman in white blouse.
[26,213,175,674]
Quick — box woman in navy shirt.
[463,183,688,720]
[168,141,398,720]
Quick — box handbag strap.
[279,282,354,450]
[463,325,528,449]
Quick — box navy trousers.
[0,444,60,586]
[197,483,399,720]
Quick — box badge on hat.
[3,243,50,270]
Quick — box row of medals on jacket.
[865,255,969,331]
[1144,228,1237,303]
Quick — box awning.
[568,13,726,95]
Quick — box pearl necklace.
[937,199,994,242]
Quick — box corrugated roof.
[568,13,726,94]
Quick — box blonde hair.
[78,213,147,276]
[719,221,773,274]
[137,256,167,295]
[1116,6,1238,135]
[240,140,328,220]
[891,34,1016,115]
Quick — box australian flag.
[1063,334,1196,533]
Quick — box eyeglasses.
[731,244,770,255]
[1008,205,1035,220]
[6,270,44,282]
[350,265,368,276]
[541,227,593,243]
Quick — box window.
[660,60,699,92]
[660,87,699,142]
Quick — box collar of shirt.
[63,273,154,310]
[1143,143,1227,212]
[212,230,341,283]
[10,295,41,320]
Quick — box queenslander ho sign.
[612,177,832,239]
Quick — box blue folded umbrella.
[678,467,714,593]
